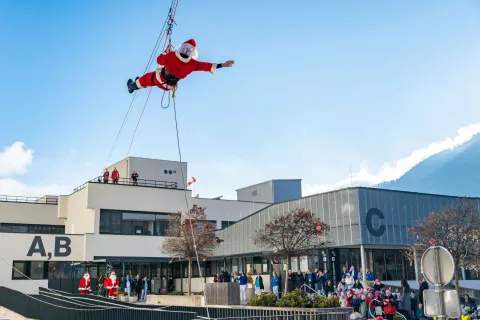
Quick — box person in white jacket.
[345,273,354,289]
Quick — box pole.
[413,247,420,281]
[360,245,366,281]
[433,247,445,319]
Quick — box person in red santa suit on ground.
[127,39,234,93]
[78,272,91,295]
[105,270,120,299]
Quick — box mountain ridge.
[377,133,480,197]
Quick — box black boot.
[127,77,140,94]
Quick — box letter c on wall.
[366,208,386,237]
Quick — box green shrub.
[249,292,277,307]
[311,295,341,308]
[325,295,341,308]
[168,290,185,295]
[276,289,312,308]
[393,315,404,320]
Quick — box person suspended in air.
[127,39,234,93]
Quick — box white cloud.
[0,142,34,177]
[303,122,480,196]
[0,178,71,197]
[0,142,73,197]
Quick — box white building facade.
[0,157,279,294]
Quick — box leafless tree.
[253,208,333,294]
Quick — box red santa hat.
[184,39,196,48]
[176,38,198,61]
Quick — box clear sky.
[1,0,479,199]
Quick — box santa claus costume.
[127,39,234,93]
[105,271,120,299]
[78,272,91,295]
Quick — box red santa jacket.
[78,277,91,294]
[105,276,120,291]
[157,51,216,81]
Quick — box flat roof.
[235,179,302,191]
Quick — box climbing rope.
[104,0,178,167]
[172,96,211,319]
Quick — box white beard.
[84,275,90,279]
[110,275,116,283]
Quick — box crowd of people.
[210,265,437,319]
[95,271,153,302]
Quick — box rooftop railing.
[0,195,58,205]
[73,176,179,193]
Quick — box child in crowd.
[416,303,426,320]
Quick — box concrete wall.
[0,233,84,294]
[84,234,168,261]
[0,202,61,225]
[237,181,274,204]
[129,157,188,189]
[64,188,94,235]
[106,158,129,182]
[87,183,191,216]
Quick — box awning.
[92,256,171,263]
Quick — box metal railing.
[165,306,352,320]
[73,176,179,192]
[0,195,58,205]
[0,286,198,320]
[300,283,321,296]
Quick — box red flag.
[187,177,196,186]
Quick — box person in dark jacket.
[133,275,142,302]
[353,279,363,289]
[418,278,429,305]
[372,279,385,291]
[294,270,305,290]
[287,270,294,293]
[167,276,175,293]
[461,293,476,311]
[325,279,335,296]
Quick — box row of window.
[12,261,49,280]
[0,223,65,234]
[99,209,235,236]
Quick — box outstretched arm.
[194,60,235,74]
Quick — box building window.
[221,221,235,229]
[0,223,64,234]
[99,209,170,236]
[12,262,28,279]
[30,261,45,279]
[12,261,49,280]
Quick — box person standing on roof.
[131,171,138,186]
[103,169,109,183]
[112,167,119,184]
[127,39,234,93]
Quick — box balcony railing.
[0,195,58,205]
[73,176,179,193]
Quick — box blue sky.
[1,0,480,199]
